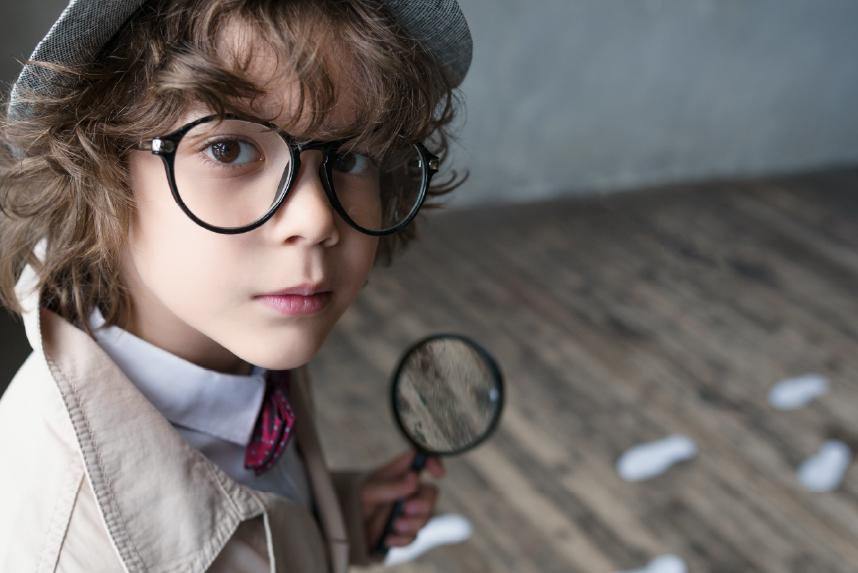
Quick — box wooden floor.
[310,168,858,573]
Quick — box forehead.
[182,16,357,134]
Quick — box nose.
[269,150,340,247]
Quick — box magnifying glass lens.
[394,337,503,455]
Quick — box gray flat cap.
[8,0,472,119]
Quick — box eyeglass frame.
[136,113,440,237]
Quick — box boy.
[0,0,470,571]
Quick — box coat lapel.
[290,367,350,573]
[22,305,266,571]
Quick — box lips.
[257,284,331,297]
[254,284,333,316]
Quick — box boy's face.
[121,23,379,374]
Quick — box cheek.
[130,155,183,268]
[127,152,243,303]
[346,232,379,280]
[329,229,378,308]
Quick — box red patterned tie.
[244,369,296,475]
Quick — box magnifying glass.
[373,333,505,557]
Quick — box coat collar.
[14,245,349,572]
[88,306,267,447]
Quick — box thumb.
[368,449,418,481]
[361,471,419,506]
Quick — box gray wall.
[452,0,858,205]
[1,2,69,95]
[4,1,858,207]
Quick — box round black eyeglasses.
[137,114,440,236]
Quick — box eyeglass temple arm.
[422,146,440,174]
[136,138,176,154]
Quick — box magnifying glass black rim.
[390,333,505,457]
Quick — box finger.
[385,533,417,548]
[425,456,446,479]
[403,483,439,516]
[368,449,417,481]
[361,472,419,506]
[366,499,424,550]
[393,515,431,536]
[366,503,392,549]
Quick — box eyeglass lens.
[172,118,426,232]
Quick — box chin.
[226,326,328,371]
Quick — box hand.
[360,449,445,554]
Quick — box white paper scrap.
[768,373,829,410]
[797,440,852,492]
[384,513,473,566]
[616,435,698,482]
[616,554,688,573]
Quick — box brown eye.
[332,150,374,175]
[211,141,239,163]
[205,139,260,165]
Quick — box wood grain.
[310,168,858,573]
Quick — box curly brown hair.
[0,0,464,336]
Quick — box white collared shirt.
[88,308,312,507]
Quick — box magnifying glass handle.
[372,450,428,557]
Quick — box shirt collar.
[88,307,266,446]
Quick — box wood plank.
[311,168,858,572]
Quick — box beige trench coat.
[0,264,373,572]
